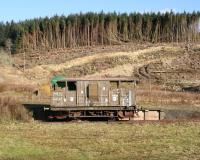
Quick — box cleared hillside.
[0,42,200,107]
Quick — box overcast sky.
[0,0,199,22]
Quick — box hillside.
[11,43,200,85]
[0,42,200,108]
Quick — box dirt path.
[84,45,183,78]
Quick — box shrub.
[0,96,32,122]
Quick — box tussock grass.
[0,97,32,122]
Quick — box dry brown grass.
[24,44,176,82]
[0,83,36,93]
[0,96,32,122]
[0,49,12,66]
[62,56,132,77]
[136,84,200,106]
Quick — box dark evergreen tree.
[0,12,199,53]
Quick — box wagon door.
[109,81,120,106]
[120,82,135,107]
[77,81,86,106]
[66,81,77,106]
[51,81,66,107]
[99,81,109,106]
[87,82,99,106]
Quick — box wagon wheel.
[118,111,125,119]
[118,111,134,120]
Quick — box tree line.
[0,11,199,54]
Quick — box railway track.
[38,118,200,124]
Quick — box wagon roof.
[57,77,136,82]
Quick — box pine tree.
[0,12,199,53]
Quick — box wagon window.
[120,81,134,89]
[57,81,66,88]
[67,81,77,91]
[110,81,119,89]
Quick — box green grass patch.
[0,122,200,160]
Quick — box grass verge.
[0,122,200,160]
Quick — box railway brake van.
[45,76,162,120]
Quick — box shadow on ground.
[23,104,200,122]
[23,103,50,121]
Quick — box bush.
[0,97,32,122]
